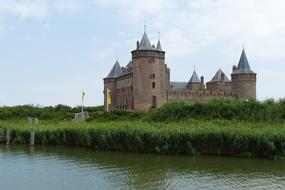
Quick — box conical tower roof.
[106,60,122,78]
[233,49,255,74]
[139,32,153,50]
[210,69,230,82]
[189,70,201,83]
[124,60,133,73]
[156,40,162,51]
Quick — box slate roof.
[156,40,162,51]
[170,82,188,89]
[233,49,255,74]
[122,60,133,74]
[209,69,230,83]
[106,60,122,78]
[189,70,201,83]
[139,32,153,50]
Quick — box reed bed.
[1,119,285,158]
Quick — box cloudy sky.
[0,0,284,106]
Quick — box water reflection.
[0,145,285,190]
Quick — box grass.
[1,119,285,159]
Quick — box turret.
[131,30,168,111]
[187,70,205,90]
[231,49,256,99]
[103,60,122,110]
[207,69,231,92]
[201,76,204,85]
[156,39,162,51]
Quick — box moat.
[0,145,284,190]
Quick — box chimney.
[201,76,204,84]
[136,41,139,50]
[232,65,237,72]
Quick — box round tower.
[131,31,168,111]
[231,49,256,99]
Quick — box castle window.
[150,74,155,79]
[122,87,124,92]
[152,82,156,89]
[148,58,155,64]
[117,88,119,93]
[131,86,133,91]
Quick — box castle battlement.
[167,89,237,101]
[131,50,165,59]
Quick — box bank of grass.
[1,119,285,159]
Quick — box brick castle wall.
[167,89,237,101]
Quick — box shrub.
[146,99,285,122]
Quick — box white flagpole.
[81,90,84,113]
[106,89,109,112]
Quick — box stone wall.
[116,73,134,109]
[206,82,232,93]
[231,73,256,99]
[187,83,205,91]
[103,78,117,110]
[168,89,237,101]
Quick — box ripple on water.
[1,146,285,190]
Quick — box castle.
[103,30,257,112]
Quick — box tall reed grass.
[1,119,285,158]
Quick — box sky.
[0,0,285,107]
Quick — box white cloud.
[53,0,86,13]
[0,0,49,20]
[94,0,178,21]
[0,0,87,21]
[94,0,285,59]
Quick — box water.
[0,145,285,190]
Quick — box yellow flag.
[107,89,111,105]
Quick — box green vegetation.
[1,99,285,158]
[1,119,285,158]
[147,99,285,122]
[0,104,104,121]
[3,99,285,122]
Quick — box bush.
[146,99,285,122]
[2,99,285,123]
[0,105,104,121]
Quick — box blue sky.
[0,0,285,106]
